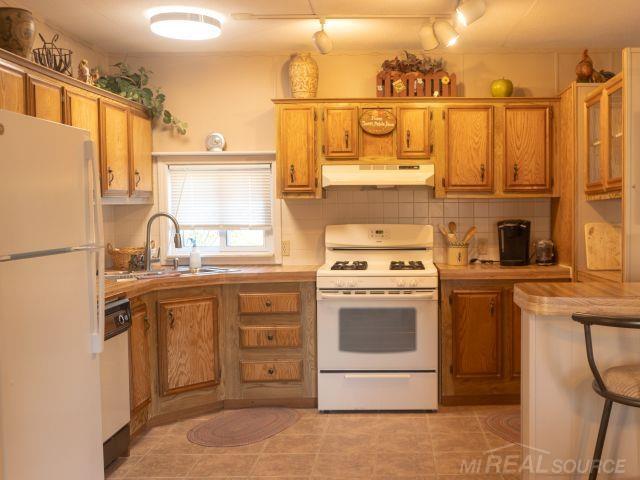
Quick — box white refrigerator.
[0,110,105,479]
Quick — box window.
[163,163,276,257]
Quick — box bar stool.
[572,313,640,480]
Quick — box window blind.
[168,163,272,229]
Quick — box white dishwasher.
[100,298,131,468]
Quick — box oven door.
[317,289,438,371]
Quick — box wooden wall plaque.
[359,109,396,135]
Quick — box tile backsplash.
[281,187,551,265]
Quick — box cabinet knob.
[489,300,495,317]
[267,368,275,375]
[266,333,275,341]
[135,170,141,186]
[344,130,349,148]
[144,314,150,332]
[480,163,486,182]
[108,167,114,186]
[289,165,295,183]
[265,300,272,307]
[513,163,519,182]
[406,129,411,148]
[168,310,174,328]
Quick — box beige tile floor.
[106,405,522,479]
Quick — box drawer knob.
[266,333,275,341]
[267,368,275,375]
[265,300,272,307]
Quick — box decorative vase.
[0,8,36,58]
[288,53,318,98]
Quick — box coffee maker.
[498,220,531,266]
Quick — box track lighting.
[456,0,486,27]
[312,18,333,54]
[433,20,459,47]
[418,22,439,51]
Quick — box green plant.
[95,62,187,135]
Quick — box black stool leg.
[590,399,613,480]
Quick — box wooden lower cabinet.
[157,296,220,396]
[441,280,523,405]
[129,301,151,412]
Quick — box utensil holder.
[447,245,469,266]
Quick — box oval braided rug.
[484,409,521,445]
[187,407,299,447]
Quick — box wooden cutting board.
[584,223,622,271]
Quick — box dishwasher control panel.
[104,298,131,340]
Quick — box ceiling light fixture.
[147,7,222,40]
[456,0,486,27]
[312,18,333,54]
[418,21,439,51]
[433,20,459,47]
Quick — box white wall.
[104,49,614,266]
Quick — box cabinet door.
[397,107,430,159]
[65,88,99,156]
[99,99,130,196]
[0,61,26,113]
[128,110,153,196]
[27,75,63,122]
[445,106,493,192]
[604,78,623,192]
[158,296,219,396]
[279,106,316,194]
[451,289,502,378]
[323,106,358,158]
[129,302,151,412]
[503,106,551,192]
[585,92,605,194]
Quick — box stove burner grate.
[331,261,368,271]
[390,260,426,270]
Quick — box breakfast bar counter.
[105,265,319,300]
[514,282,640,479]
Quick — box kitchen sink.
[105,266,238,282]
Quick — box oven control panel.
[368,228,389,241]
[317,276,438,290]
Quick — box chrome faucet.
[145,212,183,271]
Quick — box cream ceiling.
[9,0,640,54]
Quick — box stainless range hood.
[321,164,434,188]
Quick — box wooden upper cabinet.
[27,75,63,122]
[397,107,430,159]
[157,296,219,396]
[323,106,358,158]
[585,90,605,194]
[99,99,130,196]
[451,289,502,378]
[65,88,99,156]
[604,75,623,192]
[445,106,493,192]
[279,106,316,194]
[129,302,151,412]
[503,106,551,192]
[0,61,26,113]
[128,110,153,196]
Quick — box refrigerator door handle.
[86,139,105,354]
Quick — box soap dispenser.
[189,240,201,270]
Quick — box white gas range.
[317,224,439,411]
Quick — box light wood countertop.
[514,282,640,316]
[105,265,318,301]
[436,263,572,281]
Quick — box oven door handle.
[344,373,412,379]
[317,290,436,300]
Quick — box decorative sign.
[359,109,396,135]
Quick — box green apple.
[491,78,514,97]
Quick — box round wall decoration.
[359,109,396,135]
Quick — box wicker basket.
[107,243,147,271]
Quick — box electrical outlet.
[281,240,291,256]
[477,237,488,255]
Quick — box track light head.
[312,18,333,54]
[433,20,459,47]
[456,0,486,27]
[418,22,439,51]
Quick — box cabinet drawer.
[240,360,303,382]
[239,325,301,348]
[238,293,300,314]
